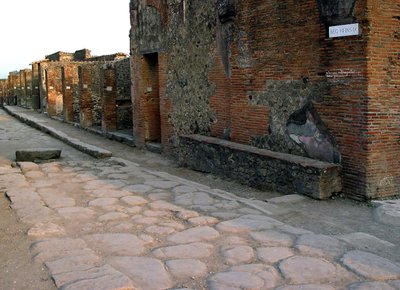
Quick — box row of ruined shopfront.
[0,49,133,134]
[1,0,399,201]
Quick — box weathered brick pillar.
[363,1,400,198]
[79,66,93,127]
[16,71,22,106]
[31,63,40,110]
[101,64,117,132]
[46,66,63,117]
[317,0,400,199]
[25,70,33,108]
[62,65,77,122]
[19,70,26,107]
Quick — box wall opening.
[143,53,161,142]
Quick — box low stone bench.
[178,135,342,200]
[16,148,62,162]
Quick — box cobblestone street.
[1,108,399,290]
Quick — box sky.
[0,0,130,79]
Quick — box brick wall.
[24,69,33,108]
[61,64,80,122]
[31,63,40,110]
[78,65,94,127]
[364,0,400,198]
[130,0,400,199]
[0,79,7,106]
[37,61,49,112]
[101,63,117,132]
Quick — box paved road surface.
[0,107,399,290]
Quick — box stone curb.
[3,106,112,159]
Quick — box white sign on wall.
[106,86,113,92]
[329,23,360,38]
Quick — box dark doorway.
[143,53,161,142]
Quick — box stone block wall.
[179,134,342,199]
[130,0,400,199]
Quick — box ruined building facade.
[129,0,399,200]
[1,49,131,133]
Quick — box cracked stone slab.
[188,216,219,226]
[108,256,173,290]
[145,225,176,235]
[175,192,215,206]
[341,250,400,280]
[56,265,134,290]
[256,247,294,264]
[221,245,255,265]
[83,233,146,256]
[45,252,102,275]
[27,222,66,238]
[279,256,338,284]
[145,180,179,189]
[24,171,46,179]
[91,189,131,198]
[176,210,200,220]
[148,200,183,211]
[152,242,214,259]
[57,207,96,220]
[97,212,129,222]
[348,281,397,290]
[123,184,153,193]
[42,196,76,209]
[17,161,40,173]
[120,195,148,206]
[31,238,88,258]
[167,226,220,244]
[249,230,293,247]
[172,185,197,194]
[131,215,159,224]
[166,259,208,279]
[208,264,281,290]
[88,197,118,207]
[336,232,395,252]
[216,214,283,233]
[295,234,347,258]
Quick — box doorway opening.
[143,53,161,143]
